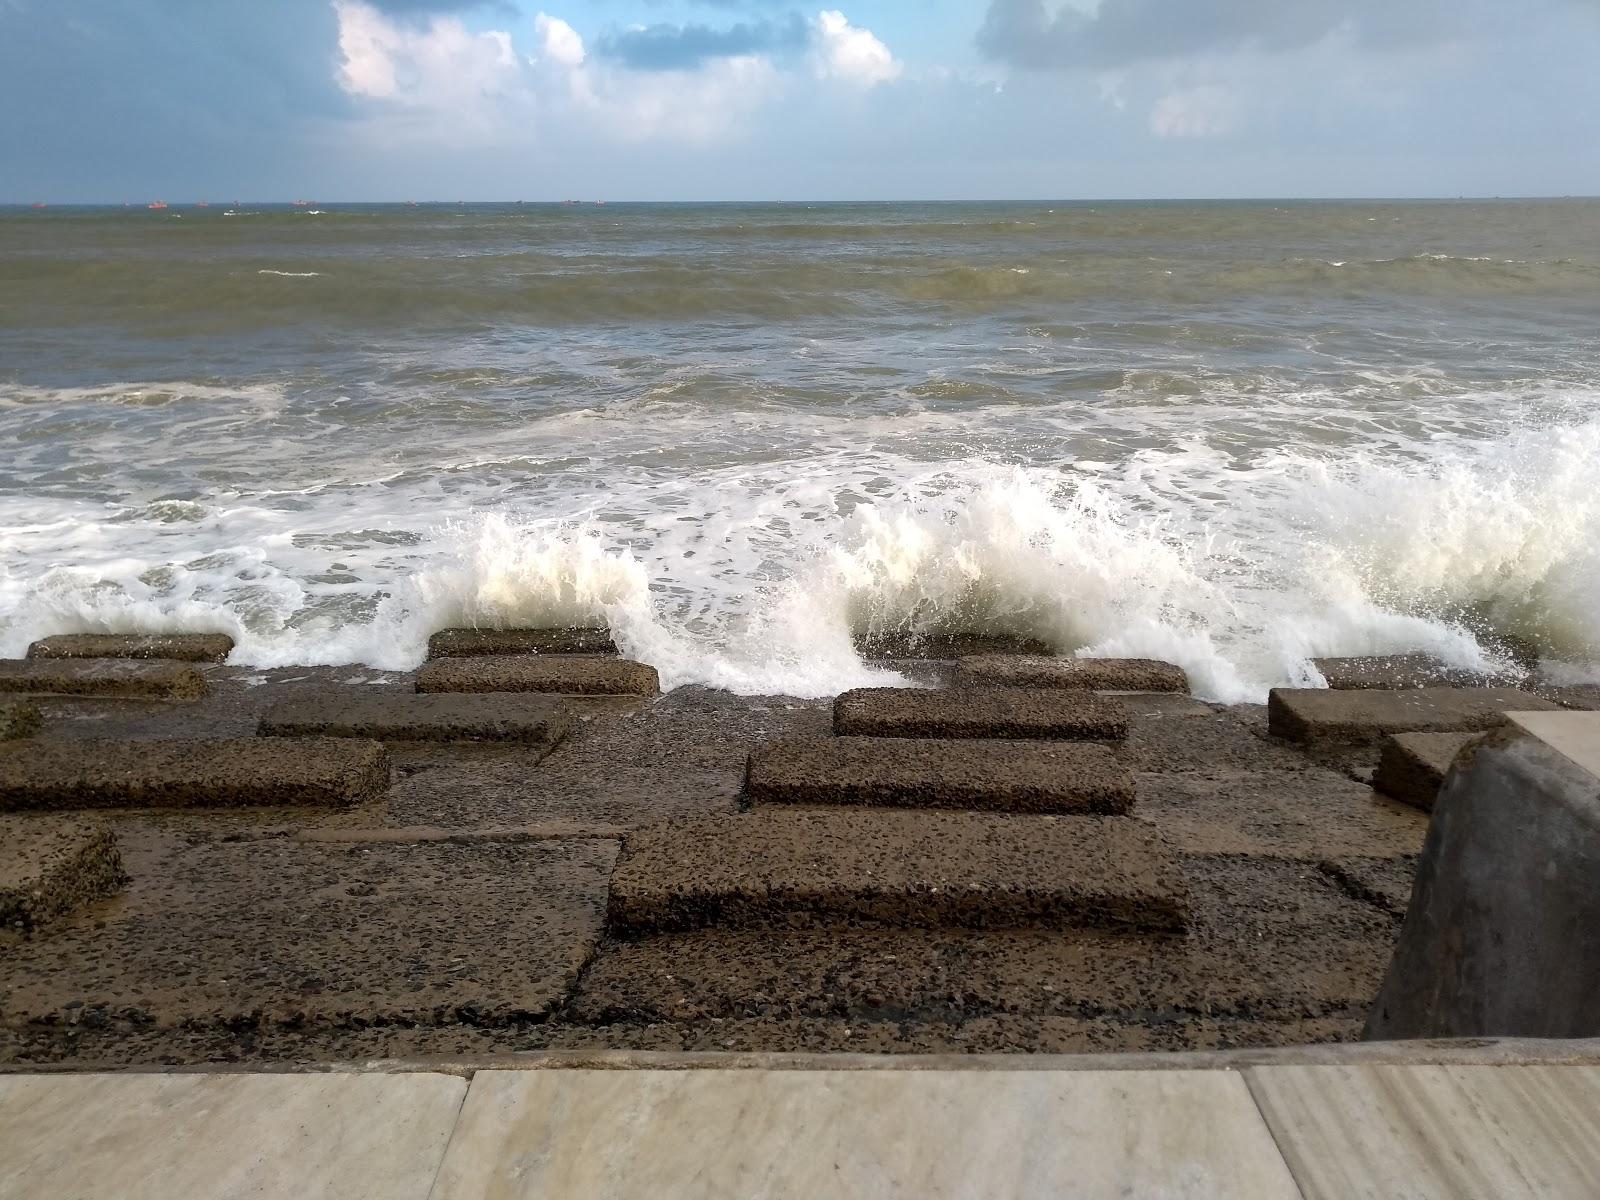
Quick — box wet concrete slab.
[0,737,390,810]
[835,687,1127,741]
[259,691,573,744]
[25,633,236,664]
[0,659,209,700]
[0,817,125,935]
[1505,709,1600,779]
[417,655,659,696]
[1373,731,1483,811]
[427,626,617,659]
[0,831,618,1026]
[1310,654,1523,690]
[1318,856,1416,922]
[1267,687,1556,746]
[0,701,40,741]
[854,632,1054,659]
[608,809,1188,935]
[746,736,1134,814]
[955,655,1189,693]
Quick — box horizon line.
[7,194,1600,207]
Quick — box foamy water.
[3,200,1598,700]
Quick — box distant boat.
[195,201,209,208]
[30,202,45,209]
[293,199,313,208]
[148,201,168,210]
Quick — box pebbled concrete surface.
[0,701,41,741]
[0,818,125,935]
[427,627,617,659]
[26,633,235,664]
[608,809,1188,935]
[418,655,659,697]
[835,687,1127,742]
[746,736,1134,814]
[0,659,209,701]
[955,656,1188,693]
[0,831,618,1027]
[1373,732,1484,811]
[1311,654,1524,690]
[260,692,573,745]
[1267,687,1557,746]
[0,738,390,811]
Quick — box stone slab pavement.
[4,1055,1599,1198]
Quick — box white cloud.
[534,13,585,68]
[1149,84,1237,137]
[813,10,901,86]
[333,1,518,109]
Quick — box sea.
[2,199,1598,702]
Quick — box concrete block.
[0,818,125,934]
[1267,687,1556,746]
[26,632,235,664]
[0,659,208,700]
[258,692,572,745]
[855,631,1054,659]
[1365,721,1600,1039]
[608,809,1187,934]
[835,687,1126,742]
[426,626,616,659]
[956,655,1188,693]
[0,700,41,740]
[1506,710,1600,779]
[1373,732,1484,811]
[416,655,659,696]
[1311,653,1523,690]
[745,736,1134,814]
[0,738,390,810]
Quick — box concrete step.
[426,626,617,659]
[416,655,659,696]
[0,659,209,700]
[1,701,41,741]
[854,631,1053,659]
[1374,732,1485,811]
[0,738,388,811]
[834,687,1127,742]
[746,736,1134,814]
[1267,687,1558,746]
[608,809,1187,934]
[955,655,1188,693]
[259,692,572,745]
[1311,654,1525,690]
[26,632,235,664]
[0,817,126,934]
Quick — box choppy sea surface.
[2,199,1598,700]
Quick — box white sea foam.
[257,269,322,277]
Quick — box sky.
[2,0,1598,201]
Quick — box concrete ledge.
[0,660,209,701]
[834,687,1127,742]
[1,701,42,741]
[955,655,1188,693]
[745,736,1134,814]
[259,692,572,745]
[416,656,659,697]
[0,738,390,810]
[427,627,617,659]
[1312,654,1523,690]
[0,819,125,934]
[1373,732,1483,811]
[608,809,1187,934]
[1267,687,1556,746]
[854,632,1054,659]
[26,633,235,664]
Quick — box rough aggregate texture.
[0,701,42,741]
[955,655,1188,693]
[746,736,1133,814]
[25,633,235,664]
[0,659,209,701]
[607,809,1188,935]
[426,627,617,659]
[417,655,659,697]
[853,632,1054,659]
[1319,856,1418,921]
[1267,686,1557,746]
[0,818,126,935]
[259,692,573,745]
[835,687,1127,742]
[1372,731,1484,811]
[0,738,391,811]
[1311,653,1525,690]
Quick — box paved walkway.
[4,1052,1600,1198]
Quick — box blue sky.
[2,0,1598,201]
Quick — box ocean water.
[2,199,1598,701]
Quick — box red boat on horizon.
[148,200,168,210]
